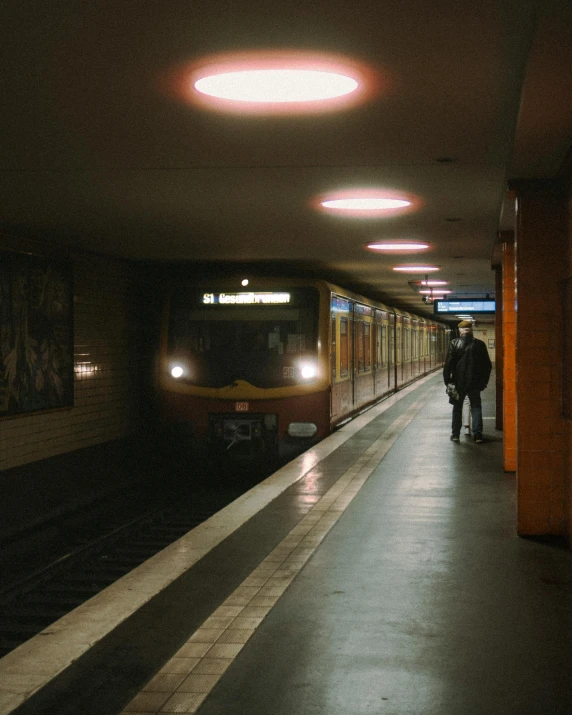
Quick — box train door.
[403,317,411,383]
[429,325,436,369]
[330,311,336,415]
[388,311,396,391]
[411,318,419,379]
[373,309,384,397]
[395,314,403,387]
[419,322,425,375]
[354,303,374,407]
[330,294,353,420]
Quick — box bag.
[446,383,459,403]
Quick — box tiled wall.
[566,191,572,540]
[514,186,567,536]
[472,325,495,362]
[0,249,146,471]
[502,239,516,472]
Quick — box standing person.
[443,320,492,443]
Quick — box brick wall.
[0,249,147,471]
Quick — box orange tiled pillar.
[502,236,516,472]
[513,181,567,536]
[494,265,503,431]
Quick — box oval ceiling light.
[317,189,419,217]
[367,241,429,252]
[415,279,449,286]
[195,70,358,102]
[392,265,440,273]
[175,51,381,115]
[419,289,452,294]
[324,198,410,210]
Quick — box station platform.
[2,371,572,715]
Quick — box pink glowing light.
[163,51,383,115]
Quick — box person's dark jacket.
[443,336,492,393]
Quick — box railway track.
[0,487,246,659]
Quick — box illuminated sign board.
[434,300,496,314]
[202,292,291,305]
[331,296,350,313]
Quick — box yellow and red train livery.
[157,278,449,463]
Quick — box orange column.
[512,181,567,536]
[494,265,503,430]
[502,236,516,472]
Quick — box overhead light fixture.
[419,289,451,294]
[317,189,419,216]
[393,265,440,273]
[176,51,381,114]
[414,279,449,286]
[367,241,429,251]
[323,197,410,210]
[195,69,358,102]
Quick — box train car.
[157,278,449,464]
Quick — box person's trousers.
[452,388,483,436]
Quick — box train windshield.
[167,287,320,388]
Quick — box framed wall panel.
[0,250,73,417]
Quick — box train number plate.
[283,367,295,377]
[235,401,249,412]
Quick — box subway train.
[156,278,450,465]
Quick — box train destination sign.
[202,292,291,305]
[434,299,496,314]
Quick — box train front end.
[158,280,331,465]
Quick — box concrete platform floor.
[5,372,572,715]
[192,376,572,715]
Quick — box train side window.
[381,325,387,367]
[364,321,371,371]
[340,317,349,377]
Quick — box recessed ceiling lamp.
[195,69,358,102]
[415,280,449,286]
[393,265,440,273]
[419,289,451,294]
[317,189,418,216]
[179,51,380,114]
[324,197,409,210]
[367,241,429,252]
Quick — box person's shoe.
[464,426,471,436]
[474,433,484,443]
[450,434,460,442]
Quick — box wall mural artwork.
[0,251,73,416]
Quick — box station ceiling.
[1,0,572,320]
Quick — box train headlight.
[300,362,318,380]
[171,365,184,379]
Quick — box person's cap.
[458,320,473,328]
